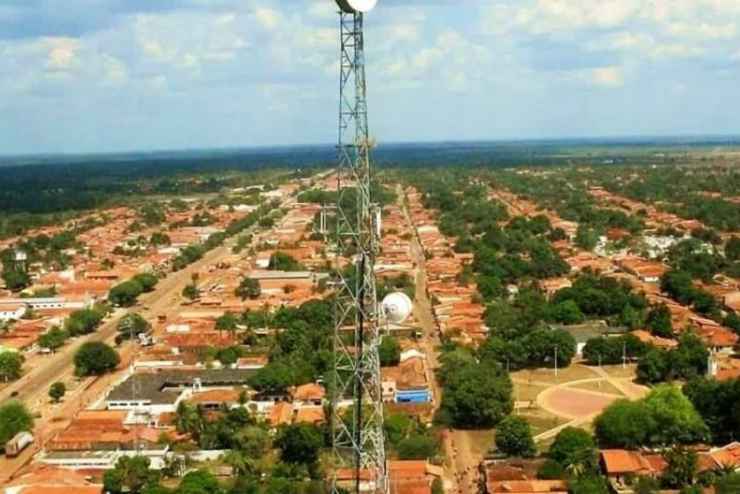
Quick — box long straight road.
[0,237,245,484]
[397,186,482,494]
[0,172,333,485]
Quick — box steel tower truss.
[331,10,387,494]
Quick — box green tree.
[74,341,120,376]
[397,434,438,460]
[726,236,740,262]
[274,423,323,466]
[268,252,302,271]
[216,346,243,367]
[646,304,673,338]
[575,225,600,251]
[548,300,585,325]
[235,277,261,300]
[182,284,199,300]
[0,351,23,381]
[2,269,31,292]
[477,275,504,299]
[548,427,597,475]
[177,470,223,494]
[248,362,296,395]
[150,232,171,247]
[103,456,160,494]
[215,312,239,340]
[724,312,740,334]
[384,412,416,446]
[715,472,740,494]
[683,377,740,445]
[523,328,577,368]
[594,386,709,448]
[378,336,401,367]
[594,399,654,448]
[569,476,609,494]
[64,308,104,336]
[108,280,144,307]
[132,273,158,292]
[233,425,271,458]
[633,476,660,494]
[38,326,68,352]
[661,270,696,306]
[661,447,698,489]
[637,349,670,383]
[140,204,166,226]
[495,415,536,458]
[49,382,66,403]
[642,386,709,445]
[117,313,151,338]
[439,361,513,428]
[0,400,33,450]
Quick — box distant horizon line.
[3,133,740,161]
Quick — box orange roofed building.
[3,465,102,494]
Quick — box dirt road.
[0,224,257,484]
[398,187,482,494]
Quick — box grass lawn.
[512,364,599,385]
[518,409,569,437]
[595,363,639,379]
[513,382,548,402]
[567,380,624,397]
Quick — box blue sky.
[1,0,740,155]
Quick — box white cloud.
[254,7,280,31]
[591,66,624,88]
[665,21,736,41]
[45,37,81,71]
[101,54,128,85]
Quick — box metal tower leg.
[331,10,387,494]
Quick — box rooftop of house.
[600,449,654,475]
[291,383,326,402]
[631,330,678,350]
[486,480,568,494]
[294,406,325,425]
[268,401,294,427]
[693,324,739,348]
[382,357,428,390]
[188,388,244,405]
[107,369,255,404]
[3,465,100,491]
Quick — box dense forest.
[2,139,740,238]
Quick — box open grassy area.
[518,409,569,437]
[595,363,639,379]
[567,380,624,397]
[512,364,600,386]
[513,382,549,402]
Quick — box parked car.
[5,431,33,457]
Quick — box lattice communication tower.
[330,1,386,494]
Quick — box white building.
[0,303,27,321]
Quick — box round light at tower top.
[335,0,378,14]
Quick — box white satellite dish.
[335,0,378,14]
[381,292,413,324]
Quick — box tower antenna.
[330,2,386,494]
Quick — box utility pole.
[622,341,627,369]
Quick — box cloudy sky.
[1,0,740,155]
